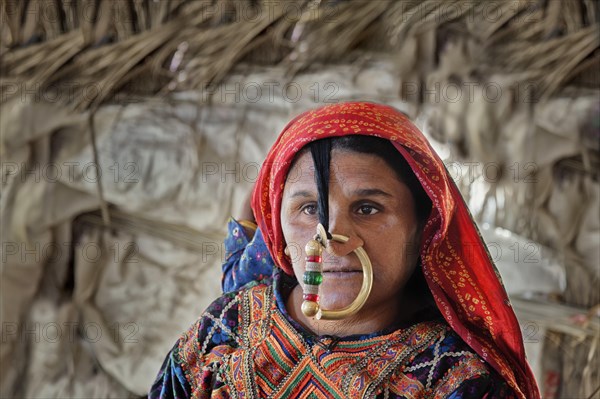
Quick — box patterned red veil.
[252,102,540,398]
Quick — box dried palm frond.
[475,0,600,100]
[1,0,598,108]
[282,0,391,74]
[480,24,599,100]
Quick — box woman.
[150,102,540,398]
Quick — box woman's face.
[280,148,423,315]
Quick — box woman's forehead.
[284,149,400,187]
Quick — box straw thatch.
[2,0,599,109]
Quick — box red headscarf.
[252,102,540,398]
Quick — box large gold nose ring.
[301,224,373,320]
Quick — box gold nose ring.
[301,224,373,320]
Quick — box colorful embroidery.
[151,281,515,398]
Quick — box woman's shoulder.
[407,323,489,379]
[179,280,273,350]
[150,282,273,397]
[394,321,515,397]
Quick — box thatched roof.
[2,0,599,110]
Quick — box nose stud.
[301,224,374,320]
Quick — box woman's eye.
[301,204,317,215]
[357,205,378,215]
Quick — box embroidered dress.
[151,245,514,398]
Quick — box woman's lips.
[322,270,362,278]
[322,269,360,272]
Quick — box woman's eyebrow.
[353,188,393,198]
[289,190,314,199]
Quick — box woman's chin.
[318,281,362,311]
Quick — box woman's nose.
[326,212,364,257]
